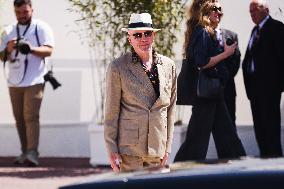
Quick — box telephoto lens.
[44,71,62,90]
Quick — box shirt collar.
[131,48,162,65]
[215,25,223,44]
[258,15,270,29]
[215,25,221,33]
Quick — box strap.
[16,23,31,37]
[35,25,48,68]
[6,55,28,85]
[3,48,8,70]
[15,23,31,58]
[35,25,41,47]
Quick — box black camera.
[226,38,234,46]
[15,37,31,55]
[44,71,62,90]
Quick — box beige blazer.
[104,52,177,158]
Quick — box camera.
[44,71,62,90]
[15,37,31,55]
[226,38,234,46]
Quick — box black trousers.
[250,92,283,157]
[174,99,246,162]
[224,94,236,129]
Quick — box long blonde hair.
[183,0,217,57]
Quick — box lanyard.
[15,23,31,58]
[16,23,31,37]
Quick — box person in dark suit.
[175,1,246,161]
[215,27,241,128]
[242,0,284,158]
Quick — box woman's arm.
[203,42,237,69]
[202,42,238,69]
[192,27,237,70]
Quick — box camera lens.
[226,38,234,46]
[17,38,31,54]
[18,43,31,54]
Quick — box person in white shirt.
[0,0,55,166]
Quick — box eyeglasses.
[132,31,153,39]
[212,6,222,13]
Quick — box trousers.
[174,99,246,161]
[120,154,161,172]
[9,84,44,153]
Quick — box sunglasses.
[132,31,153,39]
[212,6,222,13]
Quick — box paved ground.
[0,157,112,189]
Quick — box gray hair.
[252,0,269,9]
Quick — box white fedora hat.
[121,13,161,32]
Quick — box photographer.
[0,0,55,166]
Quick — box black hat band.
[128,22,153,29]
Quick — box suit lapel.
[258,17,271,43]
[152,56,166,109]
[221,29,232,45]
[221,28,226,45]
[127,53,156,98]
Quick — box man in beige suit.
[104,13,177,173]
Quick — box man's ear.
[265,7,269,14]
[127,35,132,44]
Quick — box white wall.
[1,0,283,125]
[0,0,97,123]
[0,0,90,59]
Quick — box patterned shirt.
[132,49,160,97]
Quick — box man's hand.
[6,39,17,54]
[109,153,122,173]
[0,39,16,61]
[160,152,170,166]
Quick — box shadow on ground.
[0,157,111,179]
